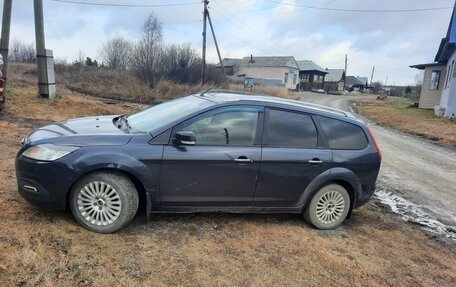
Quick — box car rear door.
[159,105,264,206]
[254,108,331,207]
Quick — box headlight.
[22,144,79,161]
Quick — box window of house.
[317,116,368,150]
[284,73,289,84]
[429,70,441,90]
[451,60,456,78]
[293,74,297,85]
[264,109,318,148]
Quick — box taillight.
[366,125,382,161]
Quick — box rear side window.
[264,109,318,148]
[317,116,368,150]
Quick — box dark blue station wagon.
[16,90,381,233]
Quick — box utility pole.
[0,0,12,85]
[201,0,208,85]
[34,0,55,99]
[370,66,375,86]
[344,54,347,90]
[207,10,228,89]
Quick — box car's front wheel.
[69,171,139,233]
[304,184,350,229]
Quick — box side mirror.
[174,131,196,146]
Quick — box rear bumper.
[16,155,81,211]
[354,183,376,208]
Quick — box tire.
[69,171,139,233]
[304,184,350,230]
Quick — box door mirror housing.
[174,131,196,146]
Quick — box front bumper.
[15,155,82,211]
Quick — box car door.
[254,108,332,207]
[159,105,264,206]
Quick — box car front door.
[254,108,332,207]
[159,105,264,206]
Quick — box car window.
[264,109,318,148]
[317,116,368,150]
[179,107,261,146]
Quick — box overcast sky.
[3,0,455,85]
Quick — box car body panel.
[15,91,381,219]
[254,148,332,207]
[160,146,261,206]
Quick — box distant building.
[356,77,369,87]
[218,55,300,89]
[410,63,446,109]
[346,76,367,92]
[324,69,346,92]
[296,60,328,91]
[410,3,456,117]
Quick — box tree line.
[10,13,221,86]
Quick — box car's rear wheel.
[304,184,350,229]
[69,171,138,233]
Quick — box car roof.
[196,89,355,119]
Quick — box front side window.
[264,109,318,148]
[317,116,368,150]
[430,70,441,90]
[179,106,261,146]
[284,73,289,83]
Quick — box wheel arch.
[65,167,148,212]
[299,167,360,217]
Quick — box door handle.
[234,157,253,163]
[308,159,324,164]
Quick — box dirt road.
[299,92,456,238]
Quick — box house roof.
[435,4,456,63]
[346,76,364,87]
[356,77,368,86]
[325,69,345,82]
[236,56,299,69]
[219,58,239,67]
[410,63,446,70]
[296,60,328,74]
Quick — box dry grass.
[0,84,455,286]
[354,97,456,147]
[10,63,297,106]
[1,66,455,286]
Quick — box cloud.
[1,0,453,85]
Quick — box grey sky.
[2,0,455,85]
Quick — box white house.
[221,56,300,90]
[411,5,456,117]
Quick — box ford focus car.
[16,90,381,233]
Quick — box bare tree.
[75,50,85,66]
[99,36,132,69]
[161,44,202,84]
[9,39,36,63]
[131,13,163,86]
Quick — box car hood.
[24,115,133,146]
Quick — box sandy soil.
[0,88,455,286]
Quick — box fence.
[402,91,420,101]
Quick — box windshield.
[127,95,215,133]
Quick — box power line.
[264,0,453,13]
[49,0,200,7]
